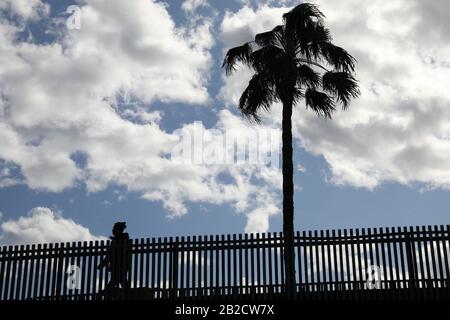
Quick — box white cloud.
[220,5,287,49]
[0,0,281,233]
[182,0,209,13]
[219,1,450,191]
[0,207,106,245]
[0,0,49,21]
[0,0,213,193]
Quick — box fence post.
[446,225,450,298]
[171,239,179,300]
[406,230,417,291]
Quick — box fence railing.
[1,225,449,300]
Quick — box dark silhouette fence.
[1,225,449,300]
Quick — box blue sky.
[0,0,449,244]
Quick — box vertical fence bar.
[360,228,369,298]
[373,228,381,299]
[238,234,243,297]
[221,234,225,295]
[233,234,238,298]
[8,245,18,300]
[0,246,9,300]
[272,233,277,295]
[267,233,273,296]
[208,235,213,297]
[33,244,42,300]
[145,238,150,298]
[428,226,438,291]
[354,229,362,291]
[349,229,357,298]
[446,226,450,296]
[391,228,399,294]
[38,244,47,299]
[262,233,267,297]
[338,229,344,295]
[222,234,227,297]
[180,237,185,298]
[313,230,319,295]
[167,238,172,298]
[331,230,338,293]
[203,235,208,298]
[397,227,406,292]
[54,243,63,300]
[244,233,249,295]
[296,231,302,296]
[405,227,416,298]
[157,237,162,298]
[320,230,326,299]
[256,233,261,295]
[279,232,285,295]
[173,237,179,300]
[421,226,431,293]
[139,238,145,298]
[440,225,450,293]
[214,235,219,295]
[434,226,444,289]
[343,229,350,295]
[385,228,394,292]
[250,233,255,297]
[326,230,332,295]
[391,227,399,298]
[91,241,98,300]
[0,246,5,300]
[415,227,425,294]
[163,237,168,298]
[17,246,25,300]
[197,236,202,298]
[95,240,101,300]
[308,231,314,294]
[80,242,88,300]
[85,241,92,300]
[185,236,191,297]
[27,244,36,300]
[151,237,156,296]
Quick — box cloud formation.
[0,0,281,233]
[0,207,105,245]
[219,0,450,190]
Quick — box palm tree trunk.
[282,98,295,298]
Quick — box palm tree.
[222,3,359,297]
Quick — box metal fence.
[1,225,449,300]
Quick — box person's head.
[112,222,127,237]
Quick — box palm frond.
[283,3,324,27]
[250,45,286,73]
[222,42,253,75]
[239,73,277,123]
[296,64,320,88]
[297,22,331,59]
[255,25,284,48]
[305,88,336,118]
[322,71,360,108]
[319,42,356,72]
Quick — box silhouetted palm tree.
[222,3,359,296]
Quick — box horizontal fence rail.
[0,225,449,300]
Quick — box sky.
[0,0,449,245]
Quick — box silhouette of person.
[98,222,131,295]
